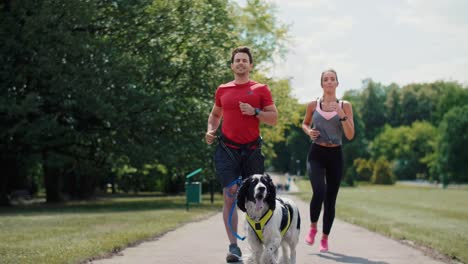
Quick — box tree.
[437,105,468,183]
[398,82,444,126]
[434,82,468,123]
[359,79,387,140]
[255,76,302,162]
[0,0,293,203]
[0,0,121,202]
[232,0,289,70]
[369,122,437,180]
[341,90,368,186]
[384,83,402,127]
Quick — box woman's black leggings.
[307,143,343,235]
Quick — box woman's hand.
[308,128,320,140]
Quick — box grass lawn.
[295,179,468,263]
[0,194,224,264]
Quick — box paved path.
[91,173,445,264]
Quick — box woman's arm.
[302,101,318,139]
[338,101,355,140]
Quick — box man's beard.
[235,67,248,75]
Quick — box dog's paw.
[279,256,289,264]
[261,254,277,264]
[246,256,257,264]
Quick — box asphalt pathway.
[90,173,445,264]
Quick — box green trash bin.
[185,181,201,204]
[185,168,203,210]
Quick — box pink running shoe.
[319,239,329,252]
[305,228,317,245]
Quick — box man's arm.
[205,104,223,144]
[256,104,278,126]
[239,102,277,126]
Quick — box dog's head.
[237,173,276,213]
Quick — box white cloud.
[391,57,468,86]
[395,1,468,36]
[269,0,335,10]
[240,0,468,103]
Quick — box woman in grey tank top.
[301,69,355,252]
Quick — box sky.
[239,0,468,103]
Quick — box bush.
[371,157,395,185]
[354,158,373,181]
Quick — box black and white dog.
[237,173,301,264]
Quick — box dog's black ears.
[237,177,250,212]
[265,173,276,211]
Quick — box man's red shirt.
[215,80,274,144]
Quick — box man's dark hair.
[231,46,253,64]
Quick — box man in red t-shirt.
[205,46,278,263]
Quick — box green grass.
[0,194,224,264]
[295,179,468,263]
[3,183,467,264]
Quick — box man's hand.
[239,101,255,116]
[205,130,217,145]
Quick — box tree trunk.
[0,161,10,205]
[42,151,63,203]
[0,154,19,206]
[79,171,96,199]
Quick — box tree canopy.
[0,0,291,204]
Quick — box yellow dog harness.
[245,199,292,243]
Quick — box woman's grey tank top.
[312,100,344,145]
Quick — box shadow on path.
[312,251,389,264]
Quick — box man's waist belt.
[220,134,262,149]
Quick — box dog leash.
[217,136,249,241]
[226,177,246,241]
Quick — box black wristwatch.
[339,116,348,122]
[254,108,261,116]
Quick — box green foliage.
[354,158,373,182]
[434,82,468,122]
[0,0,292,202]
[1,0,116,202]
[232,0,289,71]
[3,0,468,205]
[398,83,443,126]
[438,105,468,183]
[275,79,468,186]
[370,121,437,180]
[341,90,368,186]
[384,84,402,127]
[358,79,387,140]
[371,157,395,185]
[271,125,309,175]
[256,75,302,162]
[270,102,309,175]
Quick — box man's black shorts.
[214,144,265,188]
